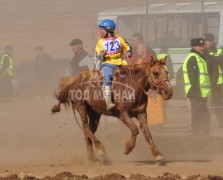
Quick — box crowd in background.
[0,29,222,135]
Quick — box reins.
[129,62,168,99]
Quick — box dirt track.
[1,0,223,179]
[0,98,223,179]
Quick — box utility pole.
[146,0,149,43]
[201,0,204,35]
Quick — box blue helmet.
[99,19,116,30]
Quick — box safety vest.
[209,48,223,84]
[0,53,14,76]
[183,53,210,98]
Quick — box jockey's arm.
[120,36,132,58]
[95,39,105,60]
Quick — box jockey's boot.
[103,86,116,110]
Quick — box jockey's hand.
[99,50,107,57]
[125,51,132,58]
[97,50,107,60]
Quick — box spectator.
[135,43,156,64]
[0,45,14,102]
[203,32,223,128]
[35,46,52,99]
[157,45,174,80]
[130,33,156,64]
[183,38,211,136]
[132,33,144,49]
[69,38,94,76]
[132,43,166,129]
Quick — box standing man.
[183,38,211,136]
[203,32,223,128]
[132,33,144,49]
[35,46,52,99]
[0,45,14,102]
[69,38,93,76]
[130,33,156,64]
[135,43,166,128]
[135,43,157,64]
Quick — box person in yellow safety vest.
[203,32,223,128]
[0,45,14,102]
[157,45,174,80]
[183,38,211,136]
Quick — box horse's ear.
[160,55,167,65]
[150,56,155,66]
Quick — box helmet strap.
[107,29,114,37]
[100,26,114,37]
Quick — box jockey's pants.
[101,63,119,86]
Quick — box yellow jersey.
[95,34,132,66]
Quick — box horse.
[51,57,173,164]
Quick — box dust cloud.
[0,0,196,63]
[0,0,223,178]
[1,98,223,166]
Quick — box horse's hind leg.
[85,106,100,162]
[71,102,106,162]
[137,113,164,161]
[86,105,110,164]
[119,111,139,154]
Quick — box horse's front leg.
[137,113,164,161]
[119,111,139,154]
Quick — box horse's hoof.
[155,155,165,161]
[123,141,133,154]
[124,147,131,154]
[98,149,105,155]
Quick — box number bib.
[103,37,121,54]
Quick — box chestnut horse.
[51,57,173,163]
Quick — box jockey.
[95,19,132,110]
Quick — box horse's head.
[148,56,173,100]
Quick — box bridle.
[129,63,169,99]
[149,77,169,89]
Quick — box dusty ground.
[0,97,223,179]
[0,0,223,179]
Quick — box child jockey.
[95,19,132,110]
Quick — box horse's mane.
[55,69,92,103]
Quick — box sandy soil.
[0,97,223,179]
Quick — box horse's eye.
[153,72,159,77]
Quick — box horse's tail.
[51,76,76,113]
